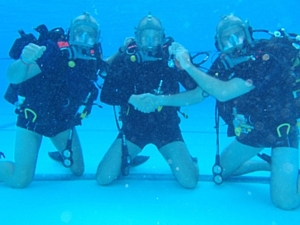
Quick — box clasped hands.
[129,94,161,113]
[128,43,192,113]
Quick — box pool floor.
[0,104,299,225]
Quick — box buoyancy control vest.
[5,24,106,122]
[211,29,300,136]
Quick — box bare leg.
[50,127,84,176]
[159,141,199,189]
[220,139,267,178]
[96,138,142,185]
[0,127,42,188]
[270,146,300,210]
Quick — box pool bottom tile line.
[33,173,270,184]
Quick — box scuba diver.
[142,14,300,210]
[46,15,149,168]
[1,12,104,188]
[96,13,199,188]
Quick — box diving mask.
[135,13,164,56]
[69,13,100,48]
[218,25,246,53]
[71,25,98,47]
[137,29,163,54]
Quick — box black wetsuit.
[101,50,198,149]
[210,40,299,148]
[14,40,102,137]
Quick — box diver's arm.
[156,86,206,107]
[184,64,254,102]
[6,43,46,84]
[105,52,119,65]
[7,60,40,84]
[100,55,134,105]
[169,42,254,102]
[128,86,205,113]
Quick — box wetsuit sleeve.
[207,59,221,77]
[100,54,133,105]
[177,70,198,91]
[36,40,64,77]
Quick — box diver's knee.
[271,194,300,210]
[9,177,33,189]
[71,164,84,176]
[272,200,299,210]
[96,174,115,186]
[73,170,84,177]
[177,176,198,189]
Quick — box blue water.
[1,0,300,103]
[1,0,300,224]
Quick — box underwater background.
[1,0,300,109]
[1,0,300,91]
[0,0,299,224]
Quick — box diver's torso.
[119,54,184,126]
[18,44,100,120]
[212,42,297,129]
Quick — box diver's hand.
[129,94,159,113]
[119,37,135,53]
[20,43,47,64]
[106,37,135,65]
[168,42,192,70]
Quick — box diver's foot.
[0,151,5,159]
[48,151,63,162]
[130,155,150,167]
[257,153,271,164]
[191,156,198,164]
